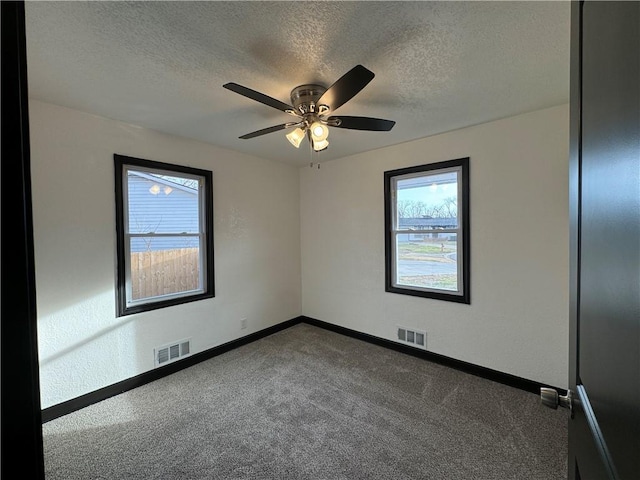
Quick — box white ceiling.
[24,1,571,166]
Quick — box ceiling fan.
[223,65,395,152]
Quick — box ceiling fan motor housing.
[289,84,328,115]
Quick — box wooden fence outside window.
[131,247,200,300]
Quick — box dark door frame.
[1,1,46,478]
[568,1,640,479]
[567,2,581,475]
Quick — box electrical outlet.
[240,318,247,330]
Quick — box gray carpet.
[42,323,568,479]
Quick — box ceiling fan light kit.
[223,65,396,155]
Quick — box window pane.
[395,170,458,230]
[395,233,458,292]
[130,235,200,252]
[127,170,200,234]
[130,239,202,301]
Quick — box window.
[384,158,469,303]
[114,154,214,316]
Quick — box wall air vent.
[154,339,191,367]
[397,326,427,350]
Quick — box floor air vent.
[397,326,427,349]
[155,339,191,367]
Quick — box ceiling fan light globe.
[286,127,305,148]
[312,139,329,152]
[310,122,329,142]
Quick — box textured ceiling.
[24,1,570,166]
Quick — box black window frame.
[384,157,470,304]
[114,154,214,317]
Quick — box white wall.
[30,100,302,408]
[32,100,569,409]
[300,105,569,389]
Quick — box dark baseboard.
[43,314,564,422]
[300,316,566,397]
[41,316,303,423]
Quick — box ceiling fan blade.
[239,123,298,139]
[224,82,295,114]
[329,116,396,131]
[317,65,375,113]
